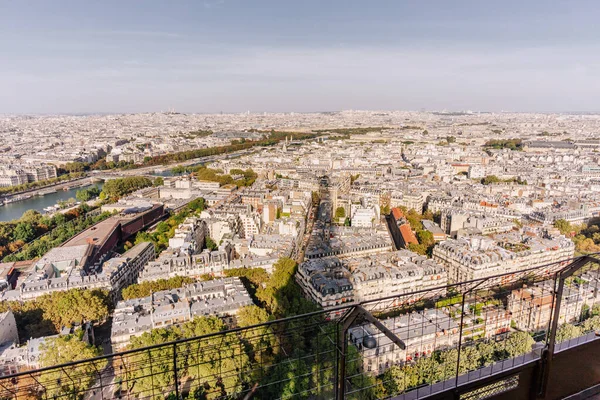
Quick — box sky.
[1,0,599,114]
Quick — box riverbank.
[1,177,98,201]
[0,182,104,222]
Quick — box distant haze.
[2,0,600,114]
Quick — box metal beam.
[337,305,406,400]
[538,256,598,398]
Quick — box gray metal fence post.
[173,343,179,399]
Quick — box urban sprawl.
[0,110,599,397]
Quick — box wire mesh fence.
[1,255,600,399]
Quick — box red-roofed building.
[399,223,418,247]
[391,207,405,221]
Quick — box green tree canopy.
[205,236,218,251]
[128,316,250,399]
[256,257,319,318]
[13,222,36,242]
[75,186,101,201]
[554,219,572,235]
[122,276,196,300]
[153,176,164,187]
[556,323,583,343]
[39,334,105,399]
[237,305,271,327]
[100,176,153,201]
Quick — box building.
[168,217,207,253]
[139,246,233,282]
[440,210,513,237]
[100,241,156,299]
[296,257,354,311]
[0,312,18,348]
[239,212,262,238]
[387,207,418,250]
[390,192,425,214]
[0,164,57,187]
[422,220,446,241]
[110,277,253,350]
[297,250,447,312]
[433,231,575,283]
[508,282,585,332]
[349,309,459,374]
[64,203,165,269]
[399,224,418,247]
[305,225,393,260]
[352,207,378,228]
[1,242,155,302]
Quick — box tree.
[237,305,271,327]
[181,320,251,398]
[583,316,600,332]
[311,191,320,206]
[406,209,422,231]
[236,305,277,367]
[556,323,583,343]
[483,138,523,151]
[481,175,501,185]
[417,230,435,247]
[39,289,110,329]
[153,177,164,187]
[63,162,88,173]
[39,334,105,399]
[335,207,346,219]
[407,242,428,256]
[100,176,153,201]
[581,304,591,321]
[383,365,406,396]
[4,211,113,262]
[476,341,496,366]
[270,357,310,399]
[205,236,218,251]
[577,238,600,253]
[187,197,205,212]
[20,210,42,224]
[76,186,100,201]
[13,222,36,242]
[554,219,572,235]
[501,331,534,358]
[128,316,250,400]
[122,276,195,300]
[128,327,182,398]
[459,346,481,373]
[256,257,318,318]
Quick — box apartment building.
[508,282,587,332]
[433,231,574,283]
[349,310,459,374]
[1,242,154,302]
[110,277,253,350]
[0,164,57,187]
[297,250,447,311]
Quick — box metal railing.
[2,254,600,399]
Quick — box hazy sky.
[2,0,599,114]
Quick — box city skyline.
[2,0,600,114]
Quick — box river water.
[0,183,104,222]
